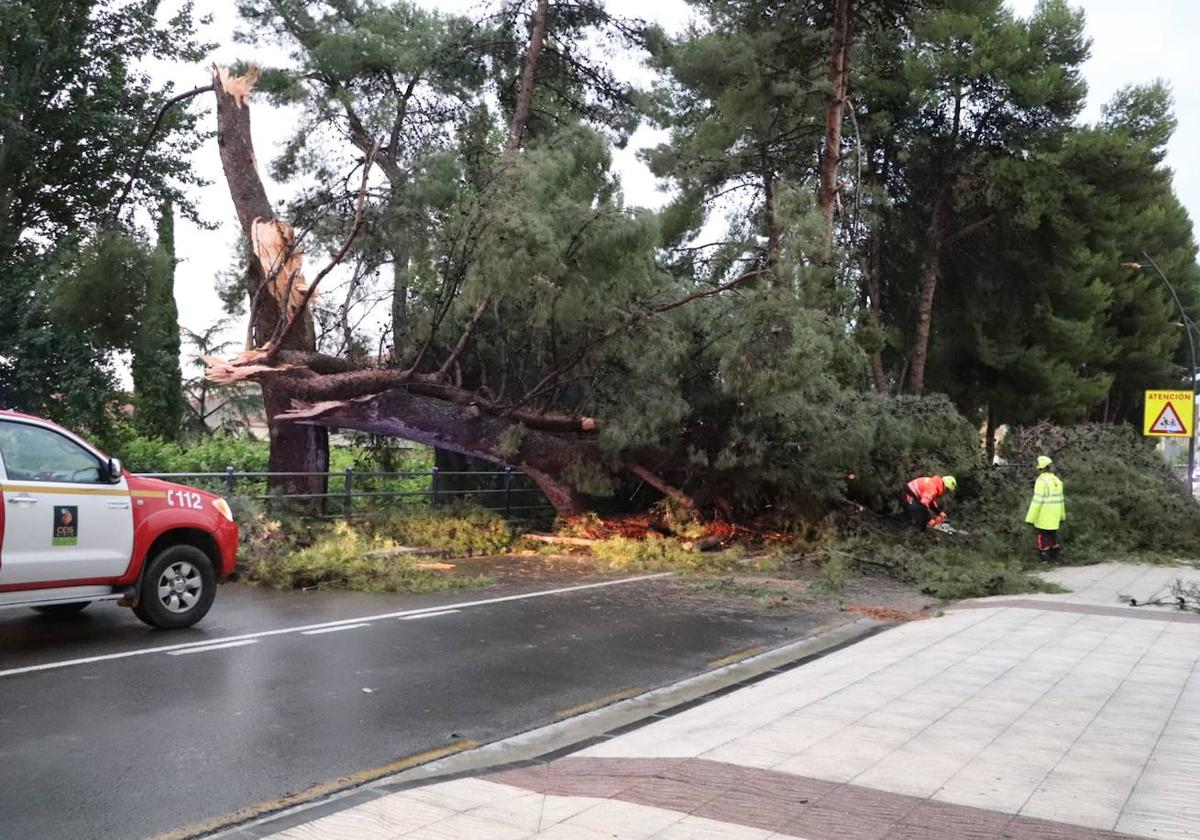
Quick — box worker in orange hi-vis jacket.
[900,474,957,529]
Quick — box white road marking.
[0,573,672,679]
[300,622,371,635]
[400,610,460,620]
[166,640,257,656]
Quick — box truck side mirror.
[107,457,124,483]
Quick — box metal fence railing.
[134,467,553,520]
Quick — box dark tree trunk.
[907,90,962,397]
[816,0,854,263]
[278,389,592,516]
[906,182,953,396]
[434,448,505,507]
[211,69,329,499]
[763,165,783,285]
[506,0,550,154]
[866,226,887,392]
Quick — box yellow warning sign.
[1144,390,1194,437]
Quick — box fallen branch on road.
[523,533,599,547]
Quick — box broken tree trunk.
[211,65,329,498]
[202,49,734,518]
[276,387,597,515]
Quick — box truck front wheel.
[134,545,216,629]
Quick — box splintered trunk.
[278,389,590,515]
[211,67,329,498]
[906,183,952,396]
[816,0,854,262]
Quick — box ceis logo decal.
[53,506,78,546]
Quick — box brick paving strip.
[951,599,1200,624]
[489,756,1151,839]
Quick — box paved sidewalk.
[992,562,1200,610]
[251,563,1200,840]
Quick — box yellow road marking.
[0,486,168,498]
[147,739,478,840]
[555,686,647,718]
[707,644,768,669]
[0,484,131,496]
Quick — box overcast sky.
[167,0,1200,362]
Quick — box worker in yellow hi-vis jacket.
[1025,455,1065,562]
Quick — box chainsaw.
[930,513,970,536]
[932,522,970,536]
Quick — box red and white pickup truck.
[0,411,238,628]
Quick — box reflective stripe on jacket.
[905,476,945,507]
[1025,471,1065,530]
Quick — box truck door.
[0,420,134,586]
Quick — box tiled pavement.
[992,562,1200,610]
[260,563,1200,839]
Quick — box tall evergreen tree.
[132,202,184,440]
[919,80,1200,442]
[0,0,205,438]
[644,0,830,290]
[882,0,1090,395]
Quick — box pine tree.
[644,0,830,289]
[871,0,1090,395]
[917,80,1200,441]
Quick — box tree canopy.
[4,0,1197,518]
[0,0,207,442]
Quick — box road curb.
[206,616,888,839]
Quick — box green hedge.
[846,394,982,511]
[991,423,1200,561]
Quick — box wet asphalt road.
[0,576,825,840]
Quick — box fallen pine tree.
[198,65,987,519]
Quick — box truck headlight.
[213,498,234,522]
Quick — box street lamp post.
[1128,253,1197,496]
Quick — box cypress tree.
[131,202,184,440]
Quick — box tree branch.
[649,268,771,315]
[261,138,381,360]
[626,461,696,508]
[944,214,996,246]
[515,267,770,407]
[108,83,213,222]
[436,295,490,380]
